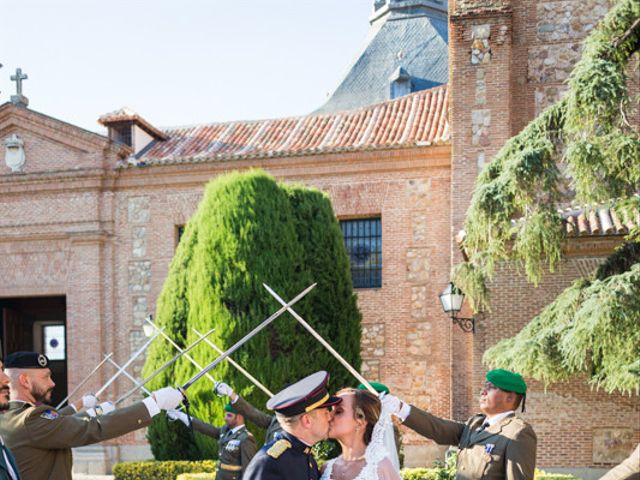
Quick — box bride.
[321,388,401,480]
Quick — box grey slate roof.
[315,0,448,114]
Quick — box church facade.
[0,0,637,476]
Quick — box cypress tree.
[143,170,361,458]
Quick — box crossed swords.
[60,281,375,411]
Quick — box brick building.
[0,0,638,476]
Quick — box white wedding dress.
[320,402,399,480]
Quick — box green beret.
[357,382,390,395]
[486,369,527,394]
[224,403,238,414]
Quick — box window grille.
[340,218,382,288]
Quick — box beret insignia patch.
[38,354,48,367]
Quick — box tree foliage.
[143,170,361,459]
[454,0,640,393]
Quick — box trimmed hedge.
[399,467,582,480]
[113,461,583,480]
[176,475,216,480]
[112,460,216,480]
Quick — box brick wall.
[449,0,640,470]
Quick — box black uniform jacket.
[243,431,319,480]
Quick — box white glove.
[166,409,190,427]
[152,387,184,410]
[97,401,115,415]
[81,394,98,409]
[86,401,115,418]
[214,381,234,398]
[381,393,402,417]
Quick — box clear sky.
[1,0,373,133]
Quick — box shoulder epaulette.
[267,439,291,458]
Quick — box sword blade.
[115,327,216,405]
[145,316,217,386]
[192,327,273,397]
[181,283,316,392]
[264,283,377,396]
[106,355,152,396]
[95,327,164,398]
[55,352,113,409]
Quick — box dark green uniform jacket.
[243,431,319,480]
[0,438,20,480]
[600,444,640,480]
[233,396,282,444]
[0,400,152,480]
[190,418,257,480]
[404,406,537,480]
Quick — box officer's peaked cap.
[267,371,341,417]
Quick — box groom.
[243,371,341,480]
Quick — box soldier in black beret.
[0,351,184,480]
[243,371,341,480]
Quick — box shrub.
[143,170,362,459]
[112,460,216,480]
[176,474,216,480]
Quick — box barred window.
[340,218,382,288]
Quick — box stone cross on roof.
[11,68,28,96]
[10,67,29,107]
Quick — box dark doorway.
[0,296,67,407]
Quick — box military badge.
[267,439,291,458]
[484,443,495,454]
[40,409,59,420]
[226,439,240,451]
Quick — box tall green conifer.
[143,170,361,459]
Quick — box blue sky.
[0,0,373,132]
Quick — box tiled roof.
[562,199,640,236]
[99,107,168,140]
[315,3,448,114]
[136,85,449,166]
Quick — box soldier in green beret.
[168,402,257,479]
[214,382,283,444]
[383,369,537,480]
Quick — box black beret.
[4,352,50,369]
[267,371,341,417]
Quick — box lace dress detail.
[320,403,397,480]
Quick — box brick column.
[449,5,514,420]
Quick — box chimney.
[98,107,167,155]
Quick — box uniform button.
[137,419,142,424]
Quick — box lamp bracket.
[451,314,475,334]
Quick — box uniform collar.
[280,431,314,455]
[7,400,32,410]
[230,424,246,435]
[484,410,515,427]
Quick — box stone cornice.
[114,145,451,190]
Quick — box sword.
[115,327,216,405]
[144,316,217,386]
[95,327,165,398]
[180,283,316,392]
[264,283,377,396]
[192,327,273,397]
[55,353,113,410]
[105,355,152,396]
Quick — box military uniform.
[243,371,341,480]
[0,400,152,480]
[600,444,640,480]
[0,437,20,480]
[190,417,257,480]
[233,396,282,444]
[243,430,319,480]
[404,406,536,480]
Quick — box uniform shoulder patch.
[267,439,291,458]
[40,409,59,420]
